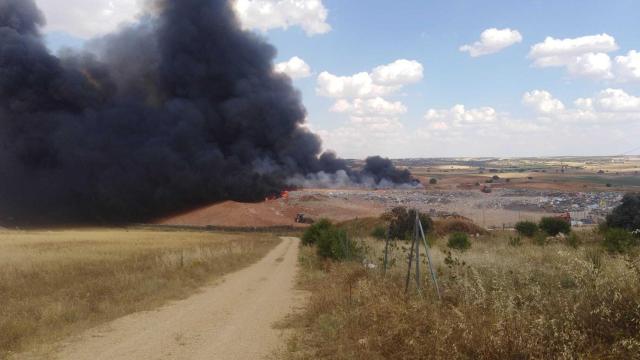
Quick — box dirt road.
[51,237,303,360]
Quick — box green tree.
[539,217,571,236]
[515,221,538,237]
[606,193,640,231]
[301,219,332,246]
[602,228,638,253]
[384,207,432,240]
[447,232,471,251]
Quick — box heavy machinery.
[294,213,314,224]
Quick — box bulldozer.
[295,213,314,224]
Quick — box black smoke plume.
[0,0,415,225]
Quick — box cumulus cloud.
[315,59,424,155]
[529,34,618,63]
[318,89,640,158]
[522,90,566,114]
[527,33,635,80]
[275,56,311,79]
[522,88,640,125]
[459,28,522,57]
[316,59,423,98]
[425,105,498,128]
[331,97,407,117]
[371,59,424,85]
[614,50,640,82]
[36,0,143,38]
[234,0,331,36]
[593,88,640,112]
[35,0,331,38]
[316,72,394,98]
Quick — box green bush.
[429,178,438,185]
[303,219,361,260]
[606,193,640,231]
[602,228,638,254]
[302,219,332,246]
[447,232,471,251]
[371,226,387,240]
[539,217,571,236]
[383,207,432,240]
[515,221,538,237]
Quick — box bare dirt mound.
[49,237,304,360]
[157,200,304,227]
[157,191,384,228]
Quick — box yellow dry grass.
[0,228,280,357]
[281,231,640,359]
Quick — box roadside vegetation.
[0,228,280,357]
[282,204,640,359]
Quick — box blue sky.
[41,0,640,158]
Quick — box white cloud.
[371,60,424,86]
[36,0,142,38]
[566,52,613,79]
[528,34,622,79]
[593,88,640,112]
[274,56,311,79]
[316,72,393,98]
[316,60,423,156]
[234,0,331,36]
[614,50,640,82]
[316,59,423,98]
[459,28,523,57]
[425,105,498,128]
[331,97,407,117]
[529,34,618,64]
[522,90,566,114]
[35,0,330,39]
[522,88,640,125]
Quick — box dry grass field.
[0,228,280,358]
[281,230,640,359]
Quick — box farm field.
[0,228,280,358]
[280,227,640,359]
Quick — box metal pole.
[414,214,422,294]
[418,218,442,301]
[404,230,415,294]
[383,229,390,274]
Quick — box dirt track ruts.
[49,237,303,360]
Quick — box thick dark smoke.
[361,156,414,185]
[0,0,416,225]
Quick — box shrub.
[515,221,538,237]
[303,219,360,260]
[302,219,332,246]
[383,207,432,240]
[429,178,438,185]
[606,193,640,231]
[371,226,387,240]
[433,218,485,237]
[602,228,638,254]
[566,232,581,249]
[539,217,571,236]
[447,232,471,251]
[508,236,522,247]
